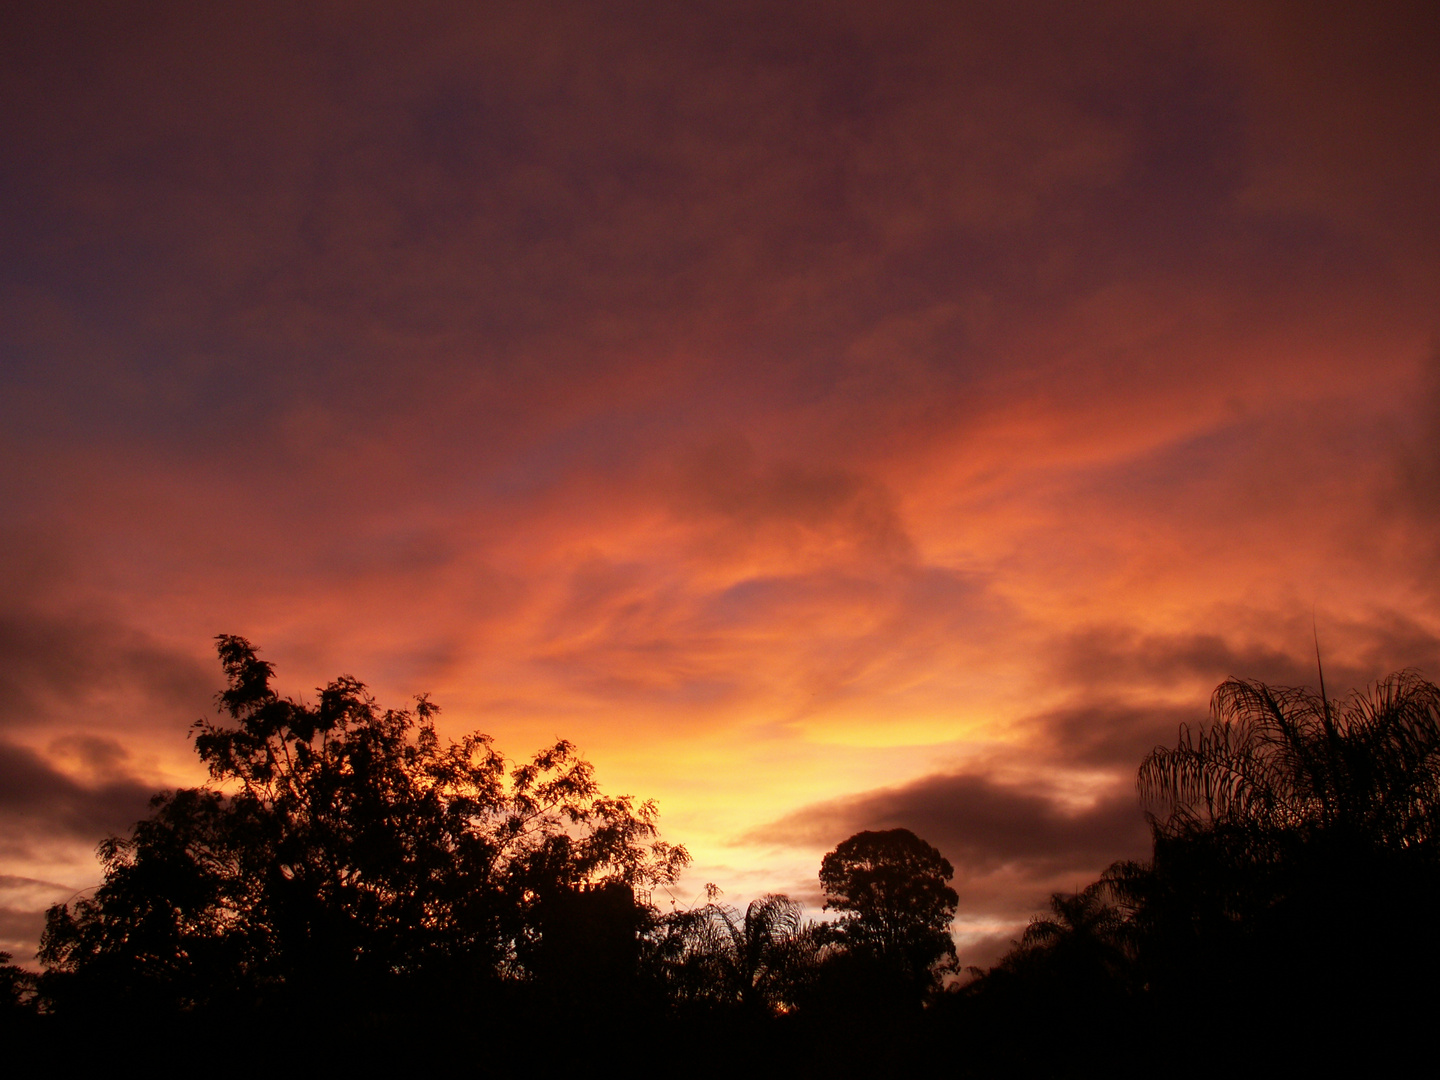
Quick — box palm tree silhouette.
[657,892,816,1013]
[1138,670,1440,844]
[1116,669,1440,1064]
[1020,882,1130,961]
[716,894,807,1010]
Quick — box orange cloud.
[2,1,1438,956]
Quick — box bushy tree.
[0,953,36,1013]
[957,672,1440,1070]
[819,828,957,998]
[1109,671,1440,1062]
[656,889,822,1013]
[40,636,688,1015]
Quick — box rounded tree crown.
[819,828,957,942]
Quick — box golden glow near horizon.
[2,2,1438,969]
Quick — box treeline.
[6,639,1440,1073]
[950,671,1440,1073]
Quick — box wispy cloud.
[0,0,1437,958]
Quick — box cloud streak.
[0,740,153,852]
[1,0,1438,960]
[748,767,1151,928]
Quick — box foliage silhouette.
[818,827,958,1002]
[0,953,36,1011]
[1012,879,1134,982]
[962,669,1440,1073]
[29,644,1440,1071]
[39,636,688,1019]
[1138,669,1440,845]
[1123,670,1440,1005]
[952,880,1144,1075]
[655,889,826,1014]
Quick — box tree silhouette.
[1015,880,1133,977]
[951,880,1143,1073]
[656,889,821,1013]
[1138,670,1440,843]
[0,953,36,1012]
[1106,670,1440,1065]
[954,672,1440,1072]
[40,636,688,1017]
[819,828,958,999]
[1125,671,1440,984]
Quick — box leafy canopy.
[1138,669,1440,845]
[40,636,688,1009]
[819,827,958,989]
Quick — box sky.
[3,0,1439,968]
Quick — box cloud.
[0,608,214,739]
[1051,621,1440,706]
[0,738,154,858]
[1347,612,1440,678]
[0,876,77,968]
[7,0,1412,459]
[1025,699,1199,773]
[0,0,1437,958]
[748,768,1150,921]
[0,907,49,968]
[953,928,1021,974]
[1389,346,1440,561]
[1052,627,1320,697]
[1031,618,1440,771]
[668,438,916,566]
[0,530,215,738]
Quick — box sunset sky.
[3,0,1438,968]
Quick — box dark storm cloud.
[0,738,153,855]
[0,535,211,885]
[0,877,82,966]
[1053,623,1440,706]
[1053,627,1318,695]
[0,907,48,966]
[956,929,1023,973]
[1027,699,1200,772]
[1392,347,1440,555]
[1037,620,1440,769]
[749,769,1149,918]
[1347,612,1440,678]
[0,606,214,735]
[0,519,213,737]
